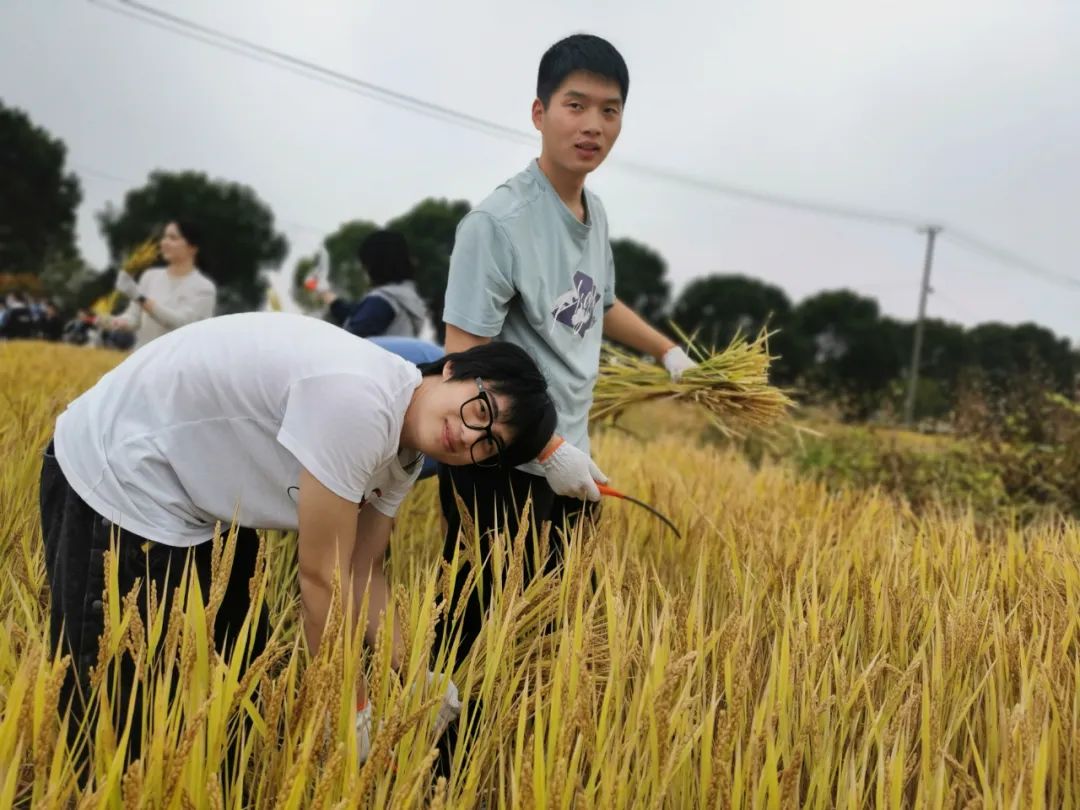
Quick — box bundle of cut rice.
[591,327,795,437]
[122,237,160,276]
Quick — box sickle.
[597,483,681,538]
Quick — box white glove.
[115,271,139,299]
[427,670,461,740]
[540,440,608,502]
[355,702,372,763]
[661,346,696,381]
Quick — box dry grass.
[2,340,1079,807]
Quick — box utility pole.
[903,225,941,426]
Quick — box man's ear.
[441,361,453,381]
[531,98,545,132]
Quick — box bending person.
[40,312,556,764]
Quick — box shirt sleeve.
[344,295,395,337]
[369,463,423,518]
[603,240,617,310]
[442,212,516,337]
[276,373,395,503]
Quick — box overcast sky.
[3,0,1078,343]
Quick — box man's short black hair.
[418,342,557,467]
[537,34,629,109]
[358,230,415,286]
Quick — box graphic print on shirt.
[550,271,601,338]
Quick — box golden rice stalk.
[591,325,795,437]
[122,237,160,276]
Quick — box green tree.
[966,322,1076,392]
[97,170,288,313]
[671,274,802,382]
[609,238,670,326]
[0,100,82,274]
[386,198,471,342]
[291,219,379,311]
[793,289,904,417]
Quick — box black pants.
[434,463,595,778]
[435,462,595,670]
[38,442,269,765]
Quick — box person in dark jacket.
[317,230,430,338]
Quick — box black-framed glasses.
[461,377,505,467]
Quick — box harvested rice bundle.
[591,327,795,437]
[122,237,160,276]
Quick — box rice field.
[2,340,1079,808]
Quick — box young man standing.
[41,312,556,761]
[439,34,695,663]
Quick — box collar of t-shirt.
[526,160,592,236]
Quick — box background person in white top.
[39,312,557,764]
[99,219,217,349]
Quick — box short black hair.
[537,34,629,109]
[418,342,557,467]
[358,230,415,286]
[170,219,204,250]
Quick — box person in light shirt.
[98,219,217,349]
[40,312,557,765]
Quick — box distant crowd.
[0,292,64,342]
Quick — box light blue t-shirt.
[443,160,616,475]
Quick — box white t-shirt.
[54,312,424,547]
[107,267,217,349]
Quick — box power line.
[72,163,133,186]
[91,0,923,228]
[86,0,539,147]
[943,228,1080,290]
[87,0,1079,292]
[613,158,919,228]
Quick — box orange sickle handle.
[595,483,681,538]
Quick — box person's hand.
[115,270,140,300]
[355,701,372,763]
[539,438,608,502]
[427,671,462,739]
[661,346,696,381]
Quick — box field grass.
[2,340,1079,808]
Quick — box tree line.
[4,98,1076,420]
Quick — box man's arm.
[297,467,359,657]
[443,323,491,354]
[602,299,676,359]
